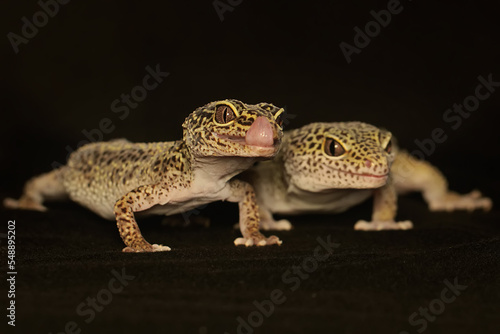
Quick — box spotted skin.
[279,122,393,192]
[243,122,491,231]
[4,99,285,252]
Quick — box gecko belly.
[267,188,373,215]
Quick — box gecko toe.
[398,221,413,230]
[122,242,170,253]
[152,244,172,252]
[265,235,283,246]
[233,237,246,246]
[430,192,493,212]
[355,220,413,231]
[260,219,293,231]
[234,235,282,247]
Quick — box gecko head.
[182,99,284,159]
[282,122,395,191]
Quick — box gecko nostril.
[365,159,372,168]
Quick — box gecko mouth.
[213,133,279,156]
[213,133,278,147]
[325,165,389,179]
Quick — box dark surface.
[1,0,499,333]
[0,195,499,334]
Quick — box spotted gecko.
[4,99,286,251]
[241,122,492,231]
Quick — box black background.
[0,1,499,334]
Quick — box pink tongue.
[245,116,274,147]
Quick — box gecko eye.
[215,105,236,124]
[385,140,392,154]
[275,115,283,127]
[324,138,346,157]
[274,108,285,128]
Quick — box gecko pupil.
[215,105,236,124]
[325,138,345,157]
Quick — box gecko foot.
[3,197,47,212]
[354,220,413,231]
[234,234,282,247]
[429,190,492,212]
[122,243,171,253]
[260,219,293,231]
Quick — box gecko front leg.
[354,177,413,231]
[228,179,282,246]
[114,184,172,252]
